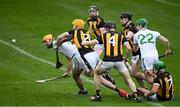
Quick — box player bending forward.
[42,34,88,94]
[56,19,134,101]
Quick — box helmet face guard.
[89,6,99,16]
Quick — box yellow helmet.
[42,34,53,42]
[72,19,85,28]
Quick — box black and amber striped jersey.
[122,23,140,56]
[68,29,94,56]
[153,72,174,101]
[96,31,127,62]
[87,16,105,38]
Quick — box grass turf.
[0,0,180,106]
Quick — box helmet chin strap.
[91,15,98,21]
[122,20,129,27]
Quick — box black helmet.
[105,21,116,29]
[89,6,99,16]
[89,6,99,12]
[120,12,132,20]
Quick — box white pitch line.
[0,39,163,106]
[0,40,54,66]
[0,39,93,83]
[147,102,164,106]
[156,0,180,7]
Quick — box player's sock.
[96,90,100,96]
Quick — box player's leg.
[90,61,104,101]
[130,60,147,88]
[94,44,116,85]
[101,75,129,98]
[115,61,138,98]
[101,73,116,85]
[72,69,87,94]
[72,55,87,94]
[90,61,129,101]
[137,87,150,96]
[142,57,158,84]
[81,52,103,100]
[130,56,146,88]
[137,88,158,101]
[116,62,137,92]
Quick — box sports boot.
[90,95,102,101]
[78,90,88,95]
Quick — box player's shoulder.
[129,23,135,27]
[134,30,141,36]
[97,16,104,20]
[128,23,137,33]
[87,17,92,22]
[146,29,160,34]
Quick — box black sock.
[115,87,119,92]
[96,90,100,96]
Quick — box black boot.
[90,94,102,101]
[78,90,88,95]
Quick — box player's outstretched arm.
[144,84,159,97]
[81,39,98,46]
[159,35,171,55]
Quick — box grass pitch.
[0,0,180,106]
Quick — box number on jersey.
[108,36,116,46]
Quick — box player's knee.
[72,73,79,80]
[130,71,136,77]
[72,70,82,79]
[95,67,106,75]
[84,70,93,77]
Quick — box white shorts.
[72,53,85,72]
[94,44,104,50]
[100,61,128,73]
[132,55,140,64]
[82,52,99,72]
[141,57,159,71]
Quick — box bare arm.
[124,42,132,60]
[81,39,98,46]
[133,44,138,53]
[126,31,134,41]
[145,84,159,97]
[57,32,69,39]
[158,35,171,55]
[56,32,71,47]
